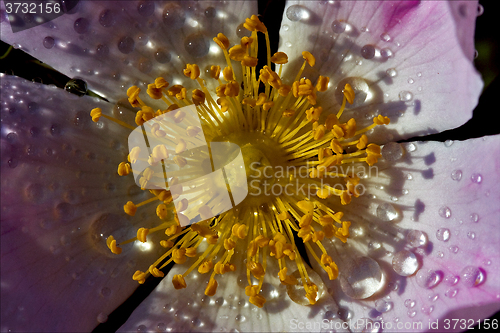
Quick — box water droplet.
[407,230,428,247]
[335,77,372,108]
[236,23,251,38]
[376,203,399,222]
[445,275,459,285]
[471,173,482,184]
[438,206,452,218]
[99,9,115,27]
[399,91,413,102]
[469,213,479,223]
[64,79,87,96]
[421,305,434,315]
[117,36,135,54]
[157,322,166,331]
[331,20,346,33]
[381,142,404,161]
[215,297,224,306]
[95,44,109,59]
[403,142,417,152]
[404,299,416,308]
[204,6,216,18]
[361,44,375,59]
[282,24,289,31]
[286,5,308,21]
[406,173,413,180]
[445,288,458,298]
[392,250,419,276]
[137,1,155,16]
[380,48,393,58]
[451,169,462,181]
[235,314,246,322]
[448,245,459,253]
[467,231,476,240]
[339,257,384,299]
[375,299,393,313]
[286,266,326,305]
[477,4,484,16]
[43,36,55,49]
[444,140,454,147]
[386,68,397,77]
[136,325,147,332]
[461,266,485,287]
[416,269,442,289]
[436,228,450,242]
[380,33,391,42]
[184,33,209,58]
[97,312,108,323]
[162,3,185,29]
[74,17,90,34]
[407,310,417,318]
[408,78,414,84]
[89,213,133,256]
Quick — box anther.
[117,162,131,176]
[172,274,187,289]
[302,51,316,67]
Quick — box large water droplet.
[154,49,171,63]
[399,91,413,102]
[392,250,419,276]
[339,257,384,299]
[43,36,55,49]
[471,173,482,184]
[436,228,450,242]
[74,17,90,34]
[331,20,346,33]
[461,266,485,287]
[88,213,133,256]
[376,203,399,222]
[236,23,251,38]
[137,0,155,16]
[64,79,87,96]
[117,36,135,54]
[335,77,372,108]
[286,5,308,22]
[361,44,375,59]
[438,206,452,218]
[286,266,326,305]
[163,3,185,29]
[451,169,462,181]
[375,299,393,313]
[416,269,442,289]
[184,33,209,58]
[407,230,428,247]
[381,142,403,162]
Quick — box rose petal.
[308,137,500,331]
[0,1,257,102]
[278,1,483,143]
[0,74,164,332]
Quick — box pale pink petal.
[278,1,483,143]
[0,74,164,332]
[309,136,500,331]
[117,247,350,332]
[0,1,257,102]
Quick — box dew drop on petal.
[467,231,476,240]
[339,257,384,299]
[451,169,462,181]
[376,203,399,222]
[398,91,413,102]
[163,3,185,29]
[407,230,428,247]
[471,173,482,183]
[380,32,391,42]
[184,33,209,58]
[99,9,115,27]
[95,44,109,59]
[392,250,419,276]
[154,49,171,63]
[236,23,251,38]
[64,78,87,96]
[137,0,155,17]
[477,4,484,16]
[43,36,55,49]
[117,36,135,54]
[97,312,108,323]
[286,266,326,305]
[470,213,479,223]
[448,245,459,253]
[445,275,459,285]
[421,305,434,315]
[361,44,375,59]
[461,266,485,287]
[286,5,308,22]
[438,206,451,218]
[331,20,346,33]
[445,288,458,298]
[380,48,393,58]
[416,269,442,289]
[375,299,393,313]
[444,140,453,147]
[386,68,397,77]
[436,228,450,242]
[404,299,416,308]
[381,142,403,162]
[73,17,90,34]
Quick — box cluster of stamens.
[90,15,390,307]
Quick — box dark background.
[1,0,498,332]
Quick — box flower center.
[89,14,390,308]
